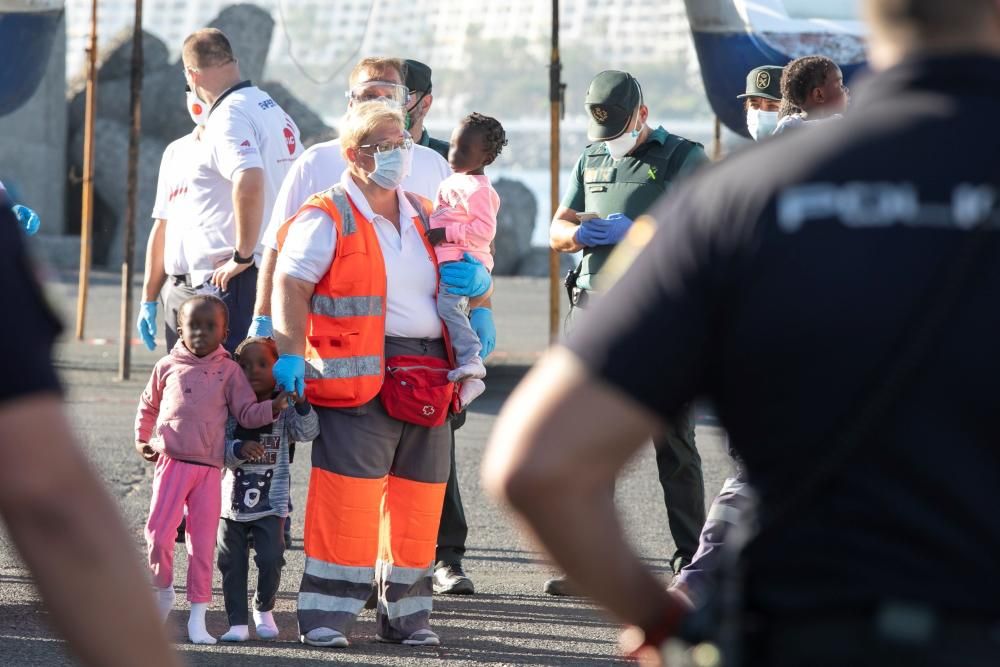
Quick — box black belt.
[172,274,202,289]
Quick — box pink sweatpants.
[145,455,221,603]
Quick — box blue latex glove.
[440,252,491,297]
[12,204,39,236]
[574,213,635,247]
[273,354,305,396]
[136,301,157,351]
[470,307,496,359]
[247,315,273,338]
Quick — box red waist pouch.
[379,355,457,428]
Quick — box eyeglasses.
[346,81,409,108]
[358,137,413,154]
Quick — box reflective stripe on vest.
[305,355,383,380]
[311,295,383,318]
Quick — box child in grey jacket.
[217,337,320,642]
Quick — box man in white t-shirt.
[249,56,450,337]
[137,124,202,352]
[175,28,301,353]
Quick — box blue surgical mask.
[368,146,412,189]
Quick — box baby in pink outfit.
[427,113,507,408]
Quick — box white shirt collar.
[340,169,418,232]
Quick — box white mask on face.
[747,107,779,141]
[605,115,642,160]
[186,90,209,126]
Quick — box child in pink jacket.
[134,295,286,645]
[427,112,507,408]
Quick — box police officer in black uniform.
[488,0,1000,663]
[546,70,711,595]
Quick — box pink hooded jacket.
[135,342,275,467]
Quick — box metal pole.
[119,0,144,380]
[75,0,98,340]
[712,115,722,161]
[548,0,563,344]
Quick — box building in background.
[66,0,696,87]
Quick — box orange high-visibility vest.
[276,184,443,409]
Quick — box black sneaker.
[175,517,186,544]
[542,575,580,597]
[433,562,475,595]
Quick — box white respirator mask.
[747,107,779,141]
[186,89,209,126]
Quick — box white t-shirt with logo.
[151,129,201,276]
[261,139,451,251]
[184,83,302,285]
[276,169,441,339]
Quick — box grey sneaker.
[543,575,580,597]
[300,627,348,648]
[376,628,440,646]
[433,562,475,595]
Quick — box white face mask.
[186,90,209,126]
[605,116,642,160]
[747,108,779,141]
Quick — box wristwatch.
[232,248,254,264]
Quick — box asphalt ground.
[0,269,733,666]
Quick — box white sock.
[220,625,249,642]
[458,378,486,408]
[187,602,217,645]
[253,609,279,640]
[155,586,175,621]
[448,358,487,382]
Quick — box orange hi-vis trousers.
[297,337,452,641]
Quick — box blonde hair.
[339,101,405,160]
[348,57,405,87]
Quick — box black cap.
[405,59,433,94]
[736,65,783,101]
[584,70,642,141]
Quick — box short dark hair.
[178,294,228,329]
[182,28,236,69]
[234,336,278,362]
[461,112,508,165]
[779,56,837,117]
[865,0,997,38]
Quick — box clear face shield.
[346,81,409,109]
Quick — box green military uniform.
[417,128,449,161]
[560,71,708,575]
[561,126,709,291]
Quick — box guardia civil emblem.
[756,70,771,90]
[591,106,609,122]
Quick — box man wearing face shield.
[251,57,456,339]
[403,59,449,160]
[546,70,710,596]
